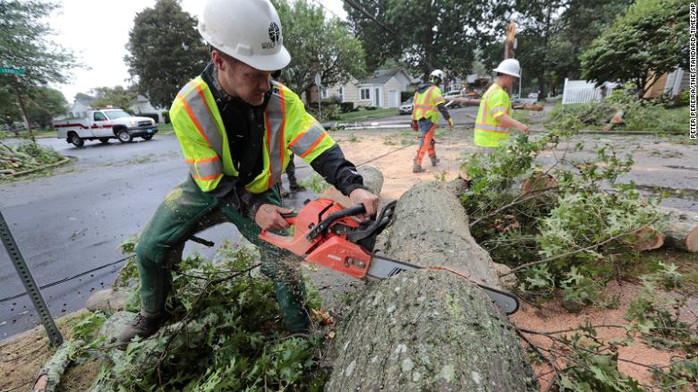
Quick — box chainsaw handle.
[306,204,366,240]
[280,212,296,225]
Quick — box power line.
[0,255,132,304]
[342,0,397,35]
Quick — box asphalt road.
[0,134,319,340]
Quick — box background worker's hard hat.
[493,59,521,78]
[198,0,291,71]
[430,69,445,82]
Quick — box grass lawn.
[334,107,400,122]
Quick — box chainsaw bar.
[368,254,520,315]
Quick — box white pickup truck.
[54,108,158,147]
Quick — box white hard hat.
[430,69,446,81]
[198,0,291,71]
[493,59,521,78]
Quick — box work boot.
[430,156,440,167]
[412,161,425,173]
[117,311,169,349]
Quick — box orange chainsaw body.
[259,199,372,278]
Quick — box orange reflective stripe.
[299,132,327,158]
[194,156,219,163]
[181,99,211,146]
[289,122,325,156]
[475,124,509,133]
[491,106,507,114]
[192,172,220,181]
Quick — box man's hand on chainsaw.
[255,204,294,231]
[349,188,379,219]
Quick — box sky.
[49,0,347,103]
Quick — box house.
[64,94,164,122]
[644,68,689,99]
[67,94,96,118]
[323,67,419,108]
[129,95,165,123]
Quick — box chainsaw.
[259,198,519,315]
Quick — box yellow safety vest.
[474,83,512,148]
[411,85,445,124]
[170,78,335,193]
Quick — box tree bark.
[327,181,537,391]
[659,207,698,253]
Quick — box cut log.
[628,226,665,251]
[520,172,558,200]
[31,340,83,392]
[658,207,698,252]
[319,166,384,206]
[512,102,544,111]
[327,181,537,391]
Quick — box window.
[338,87,344,101]
[360,87,370,100]
[321,88,329,99]
[94,112,106,121]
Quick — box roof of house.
[74,94,96,106]
[359,67,414,85]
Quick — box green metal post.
[0,208,63,346]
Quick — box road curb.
[7,156,72,178]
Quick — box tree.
[345,0,506,80]
[272,0,367,102]
[25,87,67,128]
[343,0,402,71]
[125,0,208,109]
[91,86,138,111]
[550,0,633,80]
[581,0,688,98]
[0,0,77,133]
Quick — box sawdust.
[332,128,470,201]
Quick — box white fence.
[562,78,616,105]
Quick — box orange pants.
[414,120,436,166]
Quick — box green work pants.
[134,176,309,333]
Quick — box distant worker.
[474,59,530,152]
[410,69,454,173]
[279,154,304,197]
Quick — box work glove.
[411,120,418,132]
[447,118,454,130]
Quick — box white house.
[129,95,165,123]
[64,94,164,122]
[67,95,96,118]
[323,68,419,108]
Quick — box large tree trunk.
[659,207,698,253]
[327,181,537,391]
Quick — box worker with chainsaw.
[119,0,379,346]
[410,69,454,173]
[474,59,530,152]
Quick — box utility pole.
[504,23,520,98]
[504,23,516,59]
